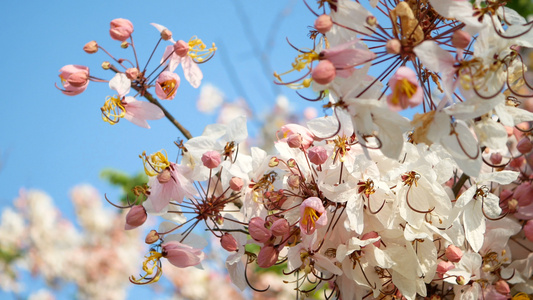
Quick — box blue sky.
[0,0,315,298]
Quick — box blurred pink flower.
[109,18,134,41]
[56,65,90,96]
[163,241,204,268]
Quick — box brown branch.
[108,64,193,140]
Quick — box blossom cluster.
[56,1,533,299]
[0,186,143,299]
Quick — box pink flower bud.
[126,68,139,80]
[524,220,533,242]
[109,18,134,41]
[314,14,333,34]
[67,72,89,87]
[257,245,278,268]
[279,124,315,149]
[517,138,533,154]
[436,261,454,278]
[158,168,172,184]
[445,245,463,263]
[494,280,510,295]
[202,151,221,169]
[270,218,289,237]
[249,217,272,243]
[229,177,244,191]
[361,231,381,248]
[83,41,98,54]
[174,40,189,57]
[145,230,160,244]
[220,233,238,252]
[287,134,303,148]
[451,30,471,49]
[161,29,172,41]
[386,39,401,54]
[490,152,503,165]
[312,60,336,85]
[125,205,147,230]
[308,146,328,165]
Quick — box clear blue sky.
[0,0,315,298]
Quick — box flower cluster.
[56,3,533,299]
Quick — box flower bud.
[174,40,189,57]
[490,152,502,165]
[312,60,336,85]
[220,233,238,252]
[386,39,401,54]
[456,275,467,285]
[451,30,471,49]
[125,205,147,230]
[229,177,244,191]
[67,72,89,87]
[269,157,279,167]
[121,41,129,49]
[436,261,454,278]
[445,245,463,263]
[110,18,134,41]
[145,230,160,244]
[161,29,172,41]
[157,168,172,184]
[287,158,296,168]
[287,134,303,148]
[517,138,533,154]
[83,41,98,54]
[202,150,221,169]
[257,245,278,268]
[249,217,271,243]
[524,220,533,242]
[102,61,111,70]
[494,280,510,295]
[314,14,333,34]
[126,68,139,80]
[308,146,328,165]
[366,16,377,26]
[270,218,289,237]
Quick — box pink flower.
[320,39,376,78]
[312,60,336,85]
[220,233,238,252]
[56,65,90,96]
[121,96,165,128]
[147,163,197,212]
[162,241,204,268]
[109,18,134,41]
[248,217,272,243]
[257,245,279,268]
[155,71,180,100]
[387,66,423,111]
[445,245,463,262]
[299,197,327,235]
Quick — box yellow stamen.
[160,80,177,98]
[302,206,321,230]
[187,36,217,63]
[512,293,531,300]
[130,251,163,284]
[140,150,171,177]
[274,51,320,89]
[101,95,126,125]
[390,78,417,105]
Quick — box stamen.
[187,36,217,63]
[101,95,126,125]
